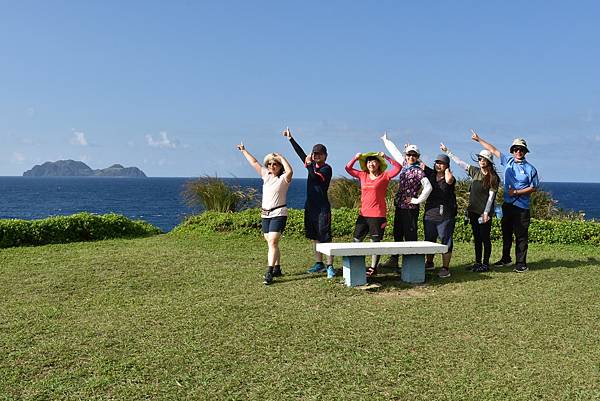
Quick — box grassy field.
[1,232,599,400]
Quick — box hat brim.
[358,152,388,172]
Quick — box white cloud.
[146,131,177,149]
[70,131,88,146]
[12,152,25,163]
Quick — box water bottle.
[478,216,484,224]
[495,205,503,218]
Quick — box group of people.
[237,129,539,285]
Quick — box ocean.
[0,177,597,232]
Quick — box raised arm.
[383,153,402,178]
[275,153,293,183]
[444,165,455,185]
[237,142,262,176]
[380,132,404,163]
[345,153,362,178]
[440,142,469,171]
[470,129,501,159]
[282,127,307,162]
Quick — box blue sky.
[1,1,598,181]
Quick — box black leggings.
[469,212,492,265]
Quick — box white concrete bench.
[316,241,448,287]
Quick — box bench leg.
[401,254,425,284]
[342,256,367,287]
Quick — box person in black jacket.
[282,128,335,278]
[422,153,457,278]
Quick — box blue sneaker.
[307,262,326,273]
[326,265,336,279]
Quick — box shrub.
[0,213,161,248]
[171,208,600,246]
[328,178,361,209]
[182,176,256,212]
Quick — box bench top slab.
[316,241,448,256]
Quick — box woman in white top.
[237,142,293,285]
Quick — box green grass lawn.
[1,233,599,400]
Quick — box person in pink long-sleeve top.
[345,151,401,277]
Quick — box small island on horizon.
[23,160,147,178]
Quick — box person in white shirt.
[237,142,293,285]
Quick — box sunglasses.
[512,147,526,153]
[477,156,487,161]
[267,162,281,167]
[406,153,419,158]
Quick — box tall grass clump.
[183,176,256,212]
[328,177,361,209]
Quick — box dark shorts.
[262,216,287,234]
[353,215,387,242]
[424,217,455,252]
[305,210,332,243]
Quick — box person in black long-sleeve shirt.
[283,128,335,278]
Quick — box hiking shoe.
[272,266,283,277]
[379,256,399,269]
[493,259,511,267]
[438,267,451,278]
[425,261,435,271]
[514,264,529,273]
[263,271,273,285]
[307,262,326,273]
[474,264,490,273]
[468,263,482,272]
[326,265,336,279]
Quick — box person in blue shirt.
[282,128,336,278]
[471,129,539,272]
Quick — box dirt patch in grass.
[372,284,433,299]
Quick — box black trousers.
[393,208,419,242]
[469,212,492,265]
[501,203,531,266]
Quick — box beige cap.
[263,153,281,167]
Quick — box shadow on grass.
[363,255,600,293]
[491,256,600,273]
[364,264,493,292]
[275,271,326,284]
[265,255,599,291]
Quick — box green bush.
[182,176,256,212]
[328,177,361,209]
[0,213,161,248]
[172,208,600,245]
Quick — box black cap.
[312,144,327,154]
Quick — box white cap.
[405,144,420,155]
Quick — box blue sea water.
[0,177,597,232]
